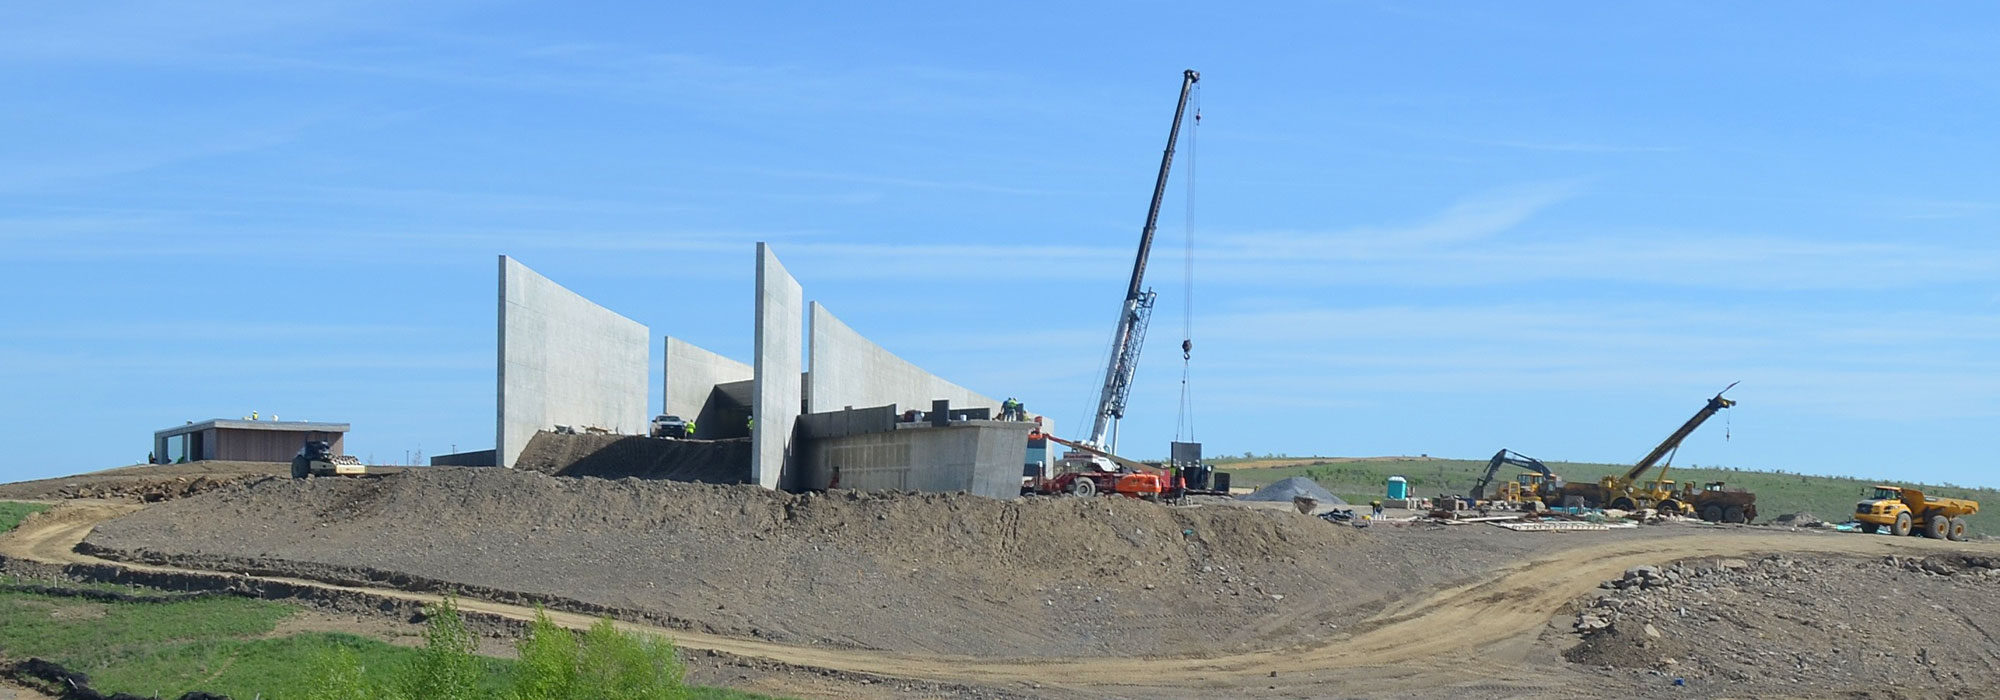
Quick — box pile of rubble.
[55,475,256,502]
[1566,554,2000,695]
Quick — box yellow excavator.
[1555,384,1745,519]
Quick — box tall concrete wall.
[663,337,753,437]
[751,243,803,489]
[497,255,650,469]
[808,302,1002,415]
[799,421,1034,500]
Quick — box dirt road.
[8,501,1992,698]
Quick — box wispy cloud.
[1478,139,1682,154]
[1211,181,1580,256]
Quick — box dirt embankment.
[511,432,749,483]
[1566,553,2000,697]
[82,468,1405,658]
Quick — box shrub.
[509,610,687,700]
[389,596,482,700]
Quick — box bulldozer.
[291,438,366,478]
[1855,485,1977,541]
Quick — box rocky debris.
[1568,553,2000,696]
[54,475,255,502]
[1769,511,1829,528]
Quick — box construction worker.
[747,414,755,433]
[1371,500,1384,520]
[684,420,696,439]
[1002,397,1023,421]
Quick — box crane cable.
[1175,85,1201,442]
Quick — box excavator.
[1554,383,1747,519]
[1469,449,1561,507]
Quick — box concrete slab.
[808,302,1003,415]
[751,243,803,489]
[799,420,1034,500]
[497,255,650,468]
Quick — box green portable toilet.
[1387,476,1409,500]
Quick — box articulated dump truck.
[1855,485,1978,541]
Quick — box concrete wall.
[497,255,650,469]
[662,337,753,439]
[808,302,1002,415]
[431,449,498,467]
[799,420,1034,500]
[751,243,803,489]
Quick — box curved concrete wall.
[497,256,649,469]
[663,336,753,437]
[808,302,1001,415]
[752,243,802,489]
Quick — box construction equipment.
[1034,434,1174,500]
[1555,384,1741,517]
[1680,481,1758,523]
[1059,68,1200,476]
[1469,449,1562,506]
[290,437,365,478]
[1855,485,1978,540]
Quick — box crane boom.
[1088,68,1200,449]
[1622,382,1738,483]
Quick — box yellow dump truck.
[1855,486,1977,541]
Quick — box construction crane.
[1558,383,1738,511]
[1468,448,1556,502]
[1083,68,1200,455]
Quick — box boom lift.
[1556,384,1739,514]
[1469,449,1561,506]
[1057,69,1201,477]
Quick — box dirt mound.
[1566,554,2000,695]
[512,432,750,483]
[1241,477,1343,504]
[84,468,1381,658]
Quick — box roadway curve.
[5,501,1994,696]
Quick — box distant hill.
[1210,455,1999,537]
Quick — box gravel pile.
[1567,553,2000,696]
[1241,477,1343,504]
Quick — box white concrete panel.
[752,243,803,489]
[808,302,1003,415]
[663,337,752,422]
[497,256,650,468]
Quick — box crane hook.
[1181,338,1192,360]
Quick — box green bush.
[389,596,484,700]
[510,610,688,700]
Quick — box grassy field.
[0,585,778,699]
[0,501,50,534]
[1212,455,2000,537]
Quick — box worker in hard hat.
[1002,397,1024,421]
[684,420,696,439]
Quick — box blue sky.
[2,2,1996,486]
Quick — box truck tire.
[290,458,308,479]
[1069,478,1096,498]
[1701,505,1723,523]
[1611,497,1636,511]
[1861,522,1879,534]
[1892,512,1913,537]
[1724,506,1747,524]
[1949,518,1968,542]
[1927,514,1950,540]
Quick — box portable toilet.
[1386,476,1409,500]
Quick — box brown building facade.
[152,419,349,463]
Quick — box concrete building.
[487,242,1033,498]
[497,255,651,469]
[153,420,349,463]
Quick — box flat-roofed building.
[152,419,349,464]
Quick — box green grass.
[0,589,784,699]
[0,501,51,534]
[1213,455,2000,537]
